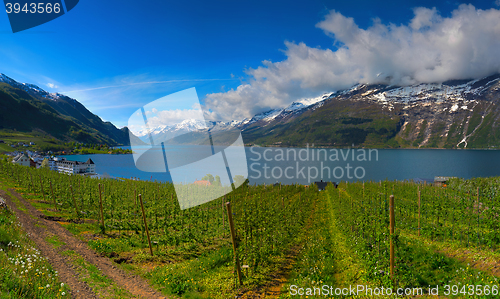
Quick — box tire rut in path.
[2,188,167,299]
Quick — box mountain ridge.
[0,74,132,147]
[3,72,500,150]
[137,73,500,149]
[238,73,500,148]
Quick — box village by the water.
[4,141,96,176]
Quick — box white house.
[48,158,57,171]
[12,153,31,167]
[56,158,95,175]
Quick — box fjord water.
[62,147,500,184]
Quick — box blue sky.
[1,0,499,127]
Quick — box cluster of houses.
[9,151,96,176]
[0,140,35,148]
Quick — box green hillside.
[0,82,131,151]
[242,98,403,148]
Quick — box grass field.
[1,160,500,298]
[0,130,131,155]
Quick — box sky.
[1,0,500,128]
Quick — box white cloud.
[205,4,500,121]
[46,83,58,88]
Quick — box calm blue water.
[61,147,500,184]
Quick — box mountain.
[139,74,500,149]
[135,119,211,144]
[0,74,131,146]
[239,74,500,149]
[239,94,331,127]
[133,94,330,144]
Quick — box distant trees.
[41,158,49,169]
[233,175,246,187]
[214,175,221,187]
[201,174,214,184]
[200,174,247,187]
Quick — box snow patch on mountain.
[342,75,500,113]
[132,92,335,139]
[241,93,333,126]
[0,73,65,102]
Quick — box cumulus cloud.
[205,4,500,121]
[46,83,58,88]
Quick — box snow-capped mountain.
[135,119,208,138]
[0,73,130,145]
[343,76,500,113]
[133,92,333,143]
[240,93,332,126]
[135,74,500,148]
[0,73,70,102]
[239,73,500,148]
[6,69,497,149]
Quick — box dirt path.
[403,232,500,278]
[1,188,167,299]
[440,248,500,276]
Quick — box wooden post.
[226,201,243,285]
[222,195,226,235]
[98,183,105,234]
[477,187,480,246]
[389,195,395,279]
[70,185,79,219]
[170,193,175,225]
[363,182,365,200]
[39,176,46,202]
[418,188,421,236]
[49,181,57,211]
[467,192,471,247]
[29,172,35,192]
[139,194,153,256]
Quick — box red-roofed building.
[193,180,211,187]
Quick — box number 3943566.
[5,3,61,14]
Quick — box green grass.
[146,246,235,298]
[0,129,133,155]
[4,160,500,298]
[0,207,70,299]
[279,193,357,298]
[0,130,63,153]
[60,250,134,298]
[45,235,65,249]
[323,181,500,298]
